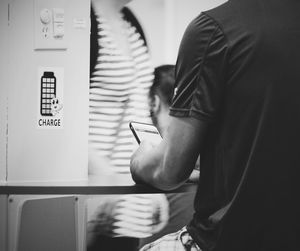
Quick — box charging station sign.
[37,67,64,129]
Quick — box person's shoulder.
[202,1,236,31]
[122,7,147,45]
[183,11,221,44]
[121,7,141,29]
[122,6,136,21]
[204,1,232,20]
[183,1,233,46]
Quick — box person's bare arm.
[88,147,114,175]
[130,116,207,191]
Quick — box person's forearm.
[130,143,162,186]
[130,142,187,190]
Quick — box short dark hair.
[149,65,175,106]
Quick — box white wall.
[5,0,90,182]
[1,0,228,182]
[129,0,227,66]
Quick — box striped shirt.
[89,13,154,173]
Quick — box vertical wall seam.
[8,3,10,26]
[5,97,8,182]
[6,2,10,181]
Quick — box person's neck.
[157,108,171,138]
[92,0,130,20]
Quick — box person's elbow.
[153,168,188,191]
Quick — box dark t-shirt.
[170,0,300,250]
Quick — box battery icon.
[40,71,56,116]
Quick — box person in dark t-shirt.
[130,0,300,250]
[138,65,198,248]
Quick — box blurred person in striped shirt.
[87,1,168,250]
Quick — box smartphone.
[129,121,162,145]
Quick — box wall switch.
[34,0,67,50]
[53,8,64,38]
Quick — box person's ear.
[151,94,161,114]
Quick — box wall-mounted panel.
[7,0,90,182]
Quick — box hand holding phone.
[129,121,162,145]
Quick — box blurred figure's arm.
[88,147,114,175]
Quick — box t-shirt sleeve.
[170,13,228,122]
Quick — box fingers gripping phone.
[129,121,162,145]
